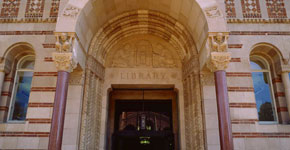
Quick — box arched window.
[250,56,278,122]
[8,56,35,121]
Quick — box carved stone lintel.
[208,32,229,52]
[52,52,77,72]
[207,52,231,72]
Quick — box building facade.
[0,0,290,150]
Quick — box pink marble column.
[48,71,70,150]
[214,70,233,150]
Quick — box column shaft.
[281,72,290,117]
[214,70,234,150]
[48,71,70,150]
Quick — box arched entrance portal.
[52,0,230,149]
[80,10,205,150]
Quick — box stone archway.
[80,10,204,150]
[52,0,230,150]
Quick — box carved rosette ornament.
[53,32,77,72]
[207,32,231,72]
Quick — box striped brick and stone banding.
[0,132,50,137]
[233,132,290,138]
[228,87,255,92]
[31,87,56,92]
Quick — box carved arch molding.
[79,25,205,150]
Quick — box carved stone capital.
[208,32,229,52]
[207,52,231,72]
[52,52,77,72]
[55,32,76,53]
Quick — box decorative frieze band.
[230,31,290,36]
[227,18,290,24]
[0,31,54,35]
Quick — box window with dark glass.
[250,57,277,122]
[8,56,35,121]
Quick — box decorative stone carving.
[207,32,231,72]
[107,38,179,68]
[111,44,135,68]
[209,32,228,52]
[153,44,177,68]
[182,73,205,150]
[205,6,221,18]
[53,32,78,72]
[62,5,80,18]
[52,52,77,72]
[207,52,231,72]
[55,33,75,52]
[87,56,105,80]
[182,56,199,77]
